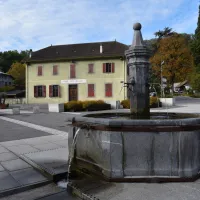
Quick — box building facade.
[0,72,14,88]
[25,41,128,106]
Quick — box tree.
[7,62,26,87]
[154,27,175,39]
[150,34,194,92]
[190,5,200,72]
[144,38,158,56]
[0,50,29,73]
[189,73,200,92]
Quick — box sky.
[0,0,199,52]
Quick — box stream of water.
[57,127,81,189]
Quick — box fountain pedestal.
[125,23,150,118]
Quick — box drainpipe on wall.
[124,56,126,100]
[26,63,28,104]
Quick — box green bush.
[150,96,160,107]
[0,86,15,92]
[64,100,110,112]
[121,99,130,109]
[121,97,161,109]
[82,100,105,110]
[64,101,83,112]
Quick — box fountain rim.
[66,112,200,128]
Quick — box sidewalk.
[0,134,68,197]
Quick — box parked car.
[150,92,157,97]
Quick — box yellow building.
[25,41,128,107]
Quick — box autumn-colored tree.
[7,62,26,87]
[150,34,194,91]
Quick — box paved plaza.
[0,96,200,199]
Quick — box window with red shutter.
[88,84,94,97]
[103,63,113,73]
[112,63,115,73]
[105,83,112,97]
[38,66,42,76]
[49,85,53,97]
[53,65,58,75]
[34,86,38,97]
[70,64,76,78]
[42,86,46,97]
[49,85,60,97]
[58,85,61,97]
[88,64,94,73]
[103,63,106,73]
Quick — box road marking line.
[0,116,68,137]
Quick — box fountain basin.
[67,112,200,182]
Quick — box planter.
[48,103,64,113]
[159,98,175,107]
[12,107,20,115]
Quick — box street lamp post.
[161,61,164,98]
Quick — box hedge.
[64,100,111,112]
[121,97,161,109]
[0,86,15,92]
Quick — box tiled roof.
[27,41,129,62]
[0,72,14,79]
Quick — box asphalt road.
[4,113,71,132]
[174,96,200,104]
[0,118,51,142]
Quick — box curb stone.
[67,182,101,200]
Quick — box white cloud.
[0,0,196,52]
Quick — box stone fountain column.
[125,23,150,118]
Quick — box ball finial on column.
[133,23,142,30]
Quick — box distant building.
[0,72,14,88]
[24,41,129,107]
[174,80,190,93]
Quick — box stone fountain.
[67,23,200,182]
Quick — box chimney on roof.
[100,44,103,53]
[29,49,32,58]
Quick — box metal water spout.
[125,23,150,118]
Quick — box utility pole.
[161,61,164,98]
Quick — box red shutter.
[88,84,94,97]
[53,65,58,75]
[42,86,46,97]
[49,85,53,97]
[70,64,76,78]
[34,86,38,97]
[103,63,106,73]
[58,85,61,97]
[38,66,42,76]
[112,63,115,73]
[105,84,112,97]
